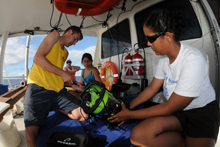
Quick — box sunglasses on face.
[67,62,71,63]
[145,32,163,43]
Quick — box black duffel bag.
[46,131,88,147]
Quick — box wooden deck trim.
[0,86,27,121]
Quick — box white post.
[25,34,30,80]
[0,31,9,84]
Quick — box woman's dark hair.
[144,9,187,42]
[81,53,93,62]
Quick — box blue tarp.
[37,96,144,147]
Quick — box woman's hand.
[72,66,80,72]
[77,83,84,89]
[108,103,130,126]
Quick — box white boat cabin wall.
[93,0,220,105]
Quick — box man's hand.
[108,103,130,126]
[61,71,73,85]
[71,84,83,92]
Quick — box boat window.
[134,0,202,48]
[101,19,131,58]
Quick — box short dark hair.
[81,53,93,62]
[63,26,83,40]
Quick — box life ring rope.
[101,61,118,90]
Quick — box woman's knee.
[130,117,176,145]
[130,120,152,145]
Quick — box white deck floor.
[14,114,27,147]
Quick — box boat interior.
[0,0,220,146]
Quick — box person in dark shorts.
[108,9,219,147]
[24,26,89,147]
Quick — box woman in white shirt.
[108,9,219,147]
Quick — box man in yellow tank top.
[24,26,89,147]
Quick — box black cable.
[80,16,86,29]
[116,0,146,25]
[65,14,72,26]
[113,0,123,9]
[114,6,122,9]
[49,0,55,28]
[80,107,90,122]
[81,23,103,29]
[102,12,112,28]
[53,12,63,29]
[91,16,105,22]
[121,0,127,11]
[49,0,63,32]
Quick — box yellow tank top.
[28,39,67,92]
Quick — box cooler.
[0,84,8,95]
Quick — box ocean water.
[3,78,23,88]
[2,76,81,89]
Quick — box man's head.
[64,26,83,40]
[63,26,83,47]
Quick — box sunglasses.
[145,32,164,43]
[67,62,71,63]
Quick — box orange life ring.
[101,61,118,91]
[54,0,121,16]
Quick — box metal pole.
[25,34,30,80]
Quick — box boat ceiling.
[0,0,137,38]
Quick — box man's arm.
[72,66,80,72]
[33,31,72,84]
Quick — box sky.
[3,35,97,78]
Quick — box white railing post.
[0,31,9,84]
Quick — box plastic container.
[0,84,8,95]
[0,102,21,147]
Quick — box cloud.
[3,35,96,77]
[68,46,96,65]
[4,36,36,66]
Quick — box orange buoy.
[100,61,118,90]
[55,0,122,16]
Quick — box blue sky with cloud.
[3,35,97,77]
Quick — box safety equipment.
[101,61,118,91]
[124,53,133,76]
[132,52,144,76]
[79,79,130,116]
[54,0,121,16]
